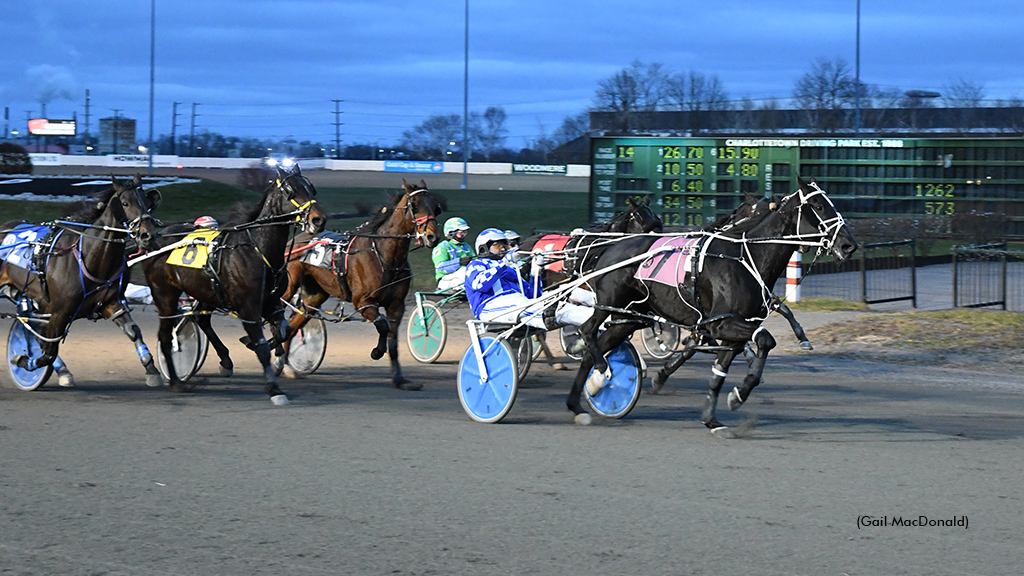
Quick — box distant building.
[98,116,137,154]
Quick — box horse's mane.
[60,184,122,222]
[356,191,404,234]
[222,184,273,226]
[587,208,633,233]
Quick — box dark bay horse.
[278,180,446,389]
[142,166,326,404]
[568,177,857,435]
[0,175,162,386]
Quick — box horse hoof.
[574,413,593,426]
[551,362,567,371]
[800,341,813,351]
[270,394,290,406]
[710,426,736,439]
[585,371,606,397]
[649,376,665,394]
[727,387,744,411]
[219,364,233,377]
[395,380,423,391]
[58,373,76,387]
[370,348,385,361]
[13,355,29,370]
[144,373,162,388]
[281,364,300,379]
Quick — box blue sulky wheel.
[584,341,643,419]
[7,321,53,391]
[457,337,519,423]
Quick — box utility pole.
[83,89,92,152]
[188,102,199,156]
[331,99,343,159]
[461,0,469,189]
[147,0,155,173]
[170,102,180,156]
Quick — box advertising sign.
[383,160,444,173]
[28,119,76,136]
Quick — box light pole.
[148,0,155,173]
[854,0,861,135]
[461,0,469,189]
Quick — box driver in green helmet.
[432,217,474,290]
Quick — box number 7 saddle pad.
[633,235,708,287]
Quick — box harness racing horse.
[278,180,446,390]
[142,166,326,404]
[568,176,858,436]
[0,175,162,387]
[518,196,662,365]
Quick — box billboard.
[28,118,76,136]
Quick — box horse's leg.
[277,291,326,379]
[728,326,776,411]
[649,335,699,394]
[383,297,421,391]
[776,301,811,350]
[105,303,162,388]
[536,332,565,370]
[155,314,191,392]
[700,347,741,436]
[239,315,289,405]
[194,313,234,377]
[567,321,635,425]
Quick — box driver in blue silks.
[464,228,593,330]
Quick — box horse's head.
[400,179,445,248]
[272,165,327,234]
[611,196,662,233]
[780,176,858,261]
[108,174,161,251]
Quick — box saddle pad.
[299,232,351,270]
[535,234,570,272]
[166,230,221,269]
[0,224,50,269]
[634,236,703,287]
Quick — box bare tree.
[663,72,687,111]
[793,57,856,132]
[472,106,508,161]
[400,114,461,160]
[552,111,591,146]
[942,78,986,107]
[686,71,729,132]
[592,60,666,132]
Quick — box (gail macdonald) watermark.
[857,515,968,529]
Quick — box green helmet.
[443,217,470,238]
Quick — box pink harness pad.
[634,236,703,286]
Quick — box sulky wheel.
[507,331,534,383]
[640,322,681,360]
[284,316,327,376]
[7,321,53,391]
[406,300,447,363]
[156,315,206,383]
[559,325,584,361]
[457,337,519,423]
[584,341,643,419]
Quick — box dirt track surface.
[2,303,1024,575]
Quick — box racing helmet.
[194,216,218,229]
[503,230,521,247]
[443,217,470,239]
[475,228,508,255]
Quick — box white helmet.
[475,228,507,255]
[503,230,521,246]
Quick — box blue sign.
[383,160,444,173]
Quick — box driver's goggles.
[489,240,509,250]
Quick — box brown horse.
[277,180,446,390]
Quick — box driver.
[432,217,474,290]
[464,228,593,330]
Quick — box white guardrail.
[27,154,591,177]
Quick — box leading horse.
[0,175,162,387]
[277,180,446,389]
[142,166,326,404]
[568,177,857,435]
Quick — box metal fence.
[953,243,1024,311]
[779,240,917,306]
